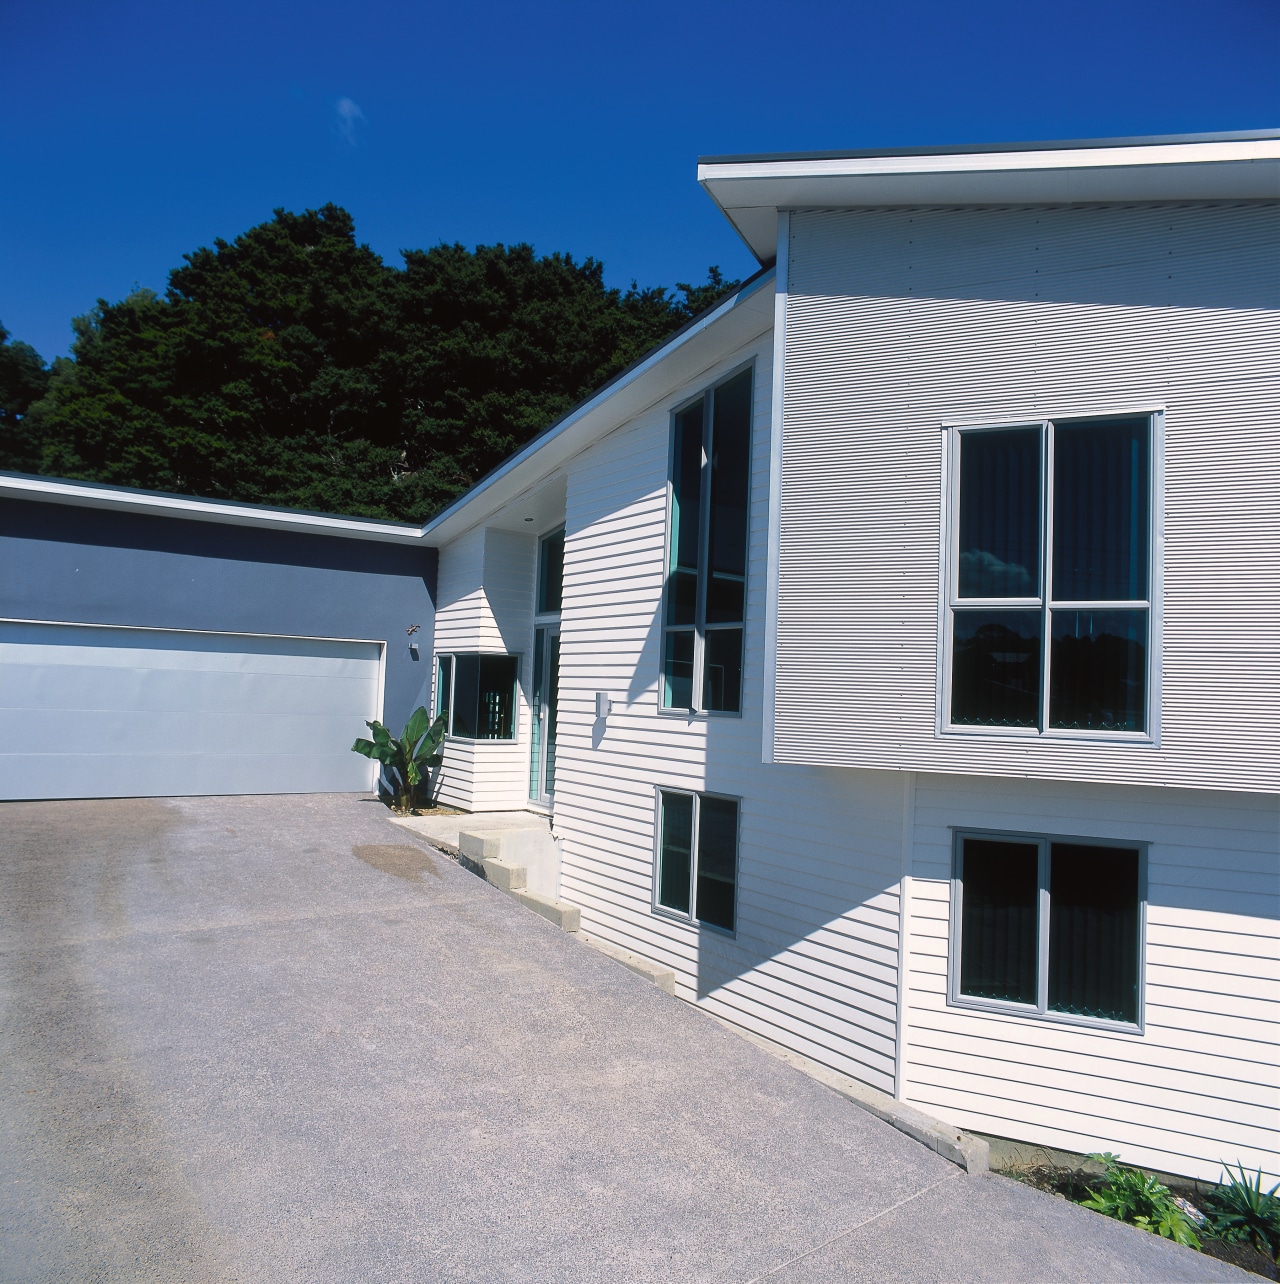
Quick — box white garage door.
[0,620,384,800]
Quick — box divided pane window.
[954,834,1142,1026]
[949,416,1151,734]
[662,368,752,714]
[655,790,739,933]
[435,652,518,740]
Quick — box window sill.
[938,725,1155,747]
[651,904,737,940]
[656,706,744,721]
[946,993,1143,1036]
[444,735,519,745]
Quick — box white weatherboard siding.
[902,774,1280,1182]
[776,201,1280,793]
[550,333,908,1094]
[432,527,536,810]
[0,620,381,799]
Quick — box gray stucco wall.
[0,498,437,734]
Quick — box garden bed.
[1009,1160,1279,1280]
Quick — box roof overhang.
[698,130,1280,263]
[0,472,427,545]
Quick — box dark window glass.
[1049,609,1146,731]
[960,838,1039,1005]
[667,401,703,629]
[1053,419,1149,602]
[958,427,1041,598]
[448,654,517,740]
[703,628,742,714]
[477,655,517,739]
[657,791,693,915]
[663,631,694,709]
[696,796,738,932]
[951,610,1041,727]
[1049,844,1140,1024]
[451,654,479,738]
[436,655,453,724]
[538,529,565,614]
[706,370,751,624]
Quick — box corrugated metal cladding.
[776,202,1280,793]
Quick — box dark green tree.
[19,206,739,521]
[0,323,52,473]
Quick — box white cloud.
[334,97,366,146]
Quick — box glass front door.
[529,625,560,805]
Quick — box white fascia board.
[421,269,777,545]
[699,137,1280,262]
[0,473,426,544]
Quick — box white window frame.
[937,408,1164,744]
[659,360,754,719]
[433,651,521,743]
[650,786,741,937]
[947,827,1148,1034]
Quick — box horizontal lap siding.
[903,773,1280,1181]
[432,527,535,810]
[777,203,1280,793]
[552,334,908,1094]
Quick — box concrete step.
[458,825,560,901]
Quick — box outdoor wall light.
[595,692,611,719]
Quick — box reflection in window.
[662,368,751,713]
[436,653,518,740]
[950,417,1151,734]
[656,790,738,932]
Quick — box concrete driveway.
[0,794,1249,1283]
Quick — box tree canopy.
[1,206,740,521]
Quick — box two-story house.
[3,130,1276,1184]
[419,132,1279,1183]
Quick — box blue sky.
[2,0,1277,361]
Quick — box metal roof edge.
[0,471,428,544]
[419,265,776,540]
[698,128,1280,167]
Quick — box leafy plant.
[1201,1163,1280,1259]
[352,706,447,813]
[1081,1153,1201,1248]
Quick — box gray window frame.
[947,827,1148,1034]
[659,360,754,718]
[651,785,741,937]
[938,409,1164,744]
[433,651,521,743]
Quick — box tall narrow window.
[662,367,752,714]
[953,832,1143,1028]
[655,790,739,932]
[537,528,565,615]
[948,416,1152,735]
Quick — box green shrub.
[1081,1153,1201,1248]
[352,706,447,813]
[1201,1163,1280,1260]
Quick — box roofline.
[419,264,776,538]
[698,128,1280,166]
[0,471,428,544]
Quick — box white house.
[4,130,1276,1185]
[419,131,1279,1184]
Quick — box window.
[537,527,565,615]
[662,367,752,714]
[434,653,518,740]
[951,832,1144,1028]
[946,415,1153,736]
[654,790,739,933]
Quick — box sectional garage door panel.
[0,622,383,799]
